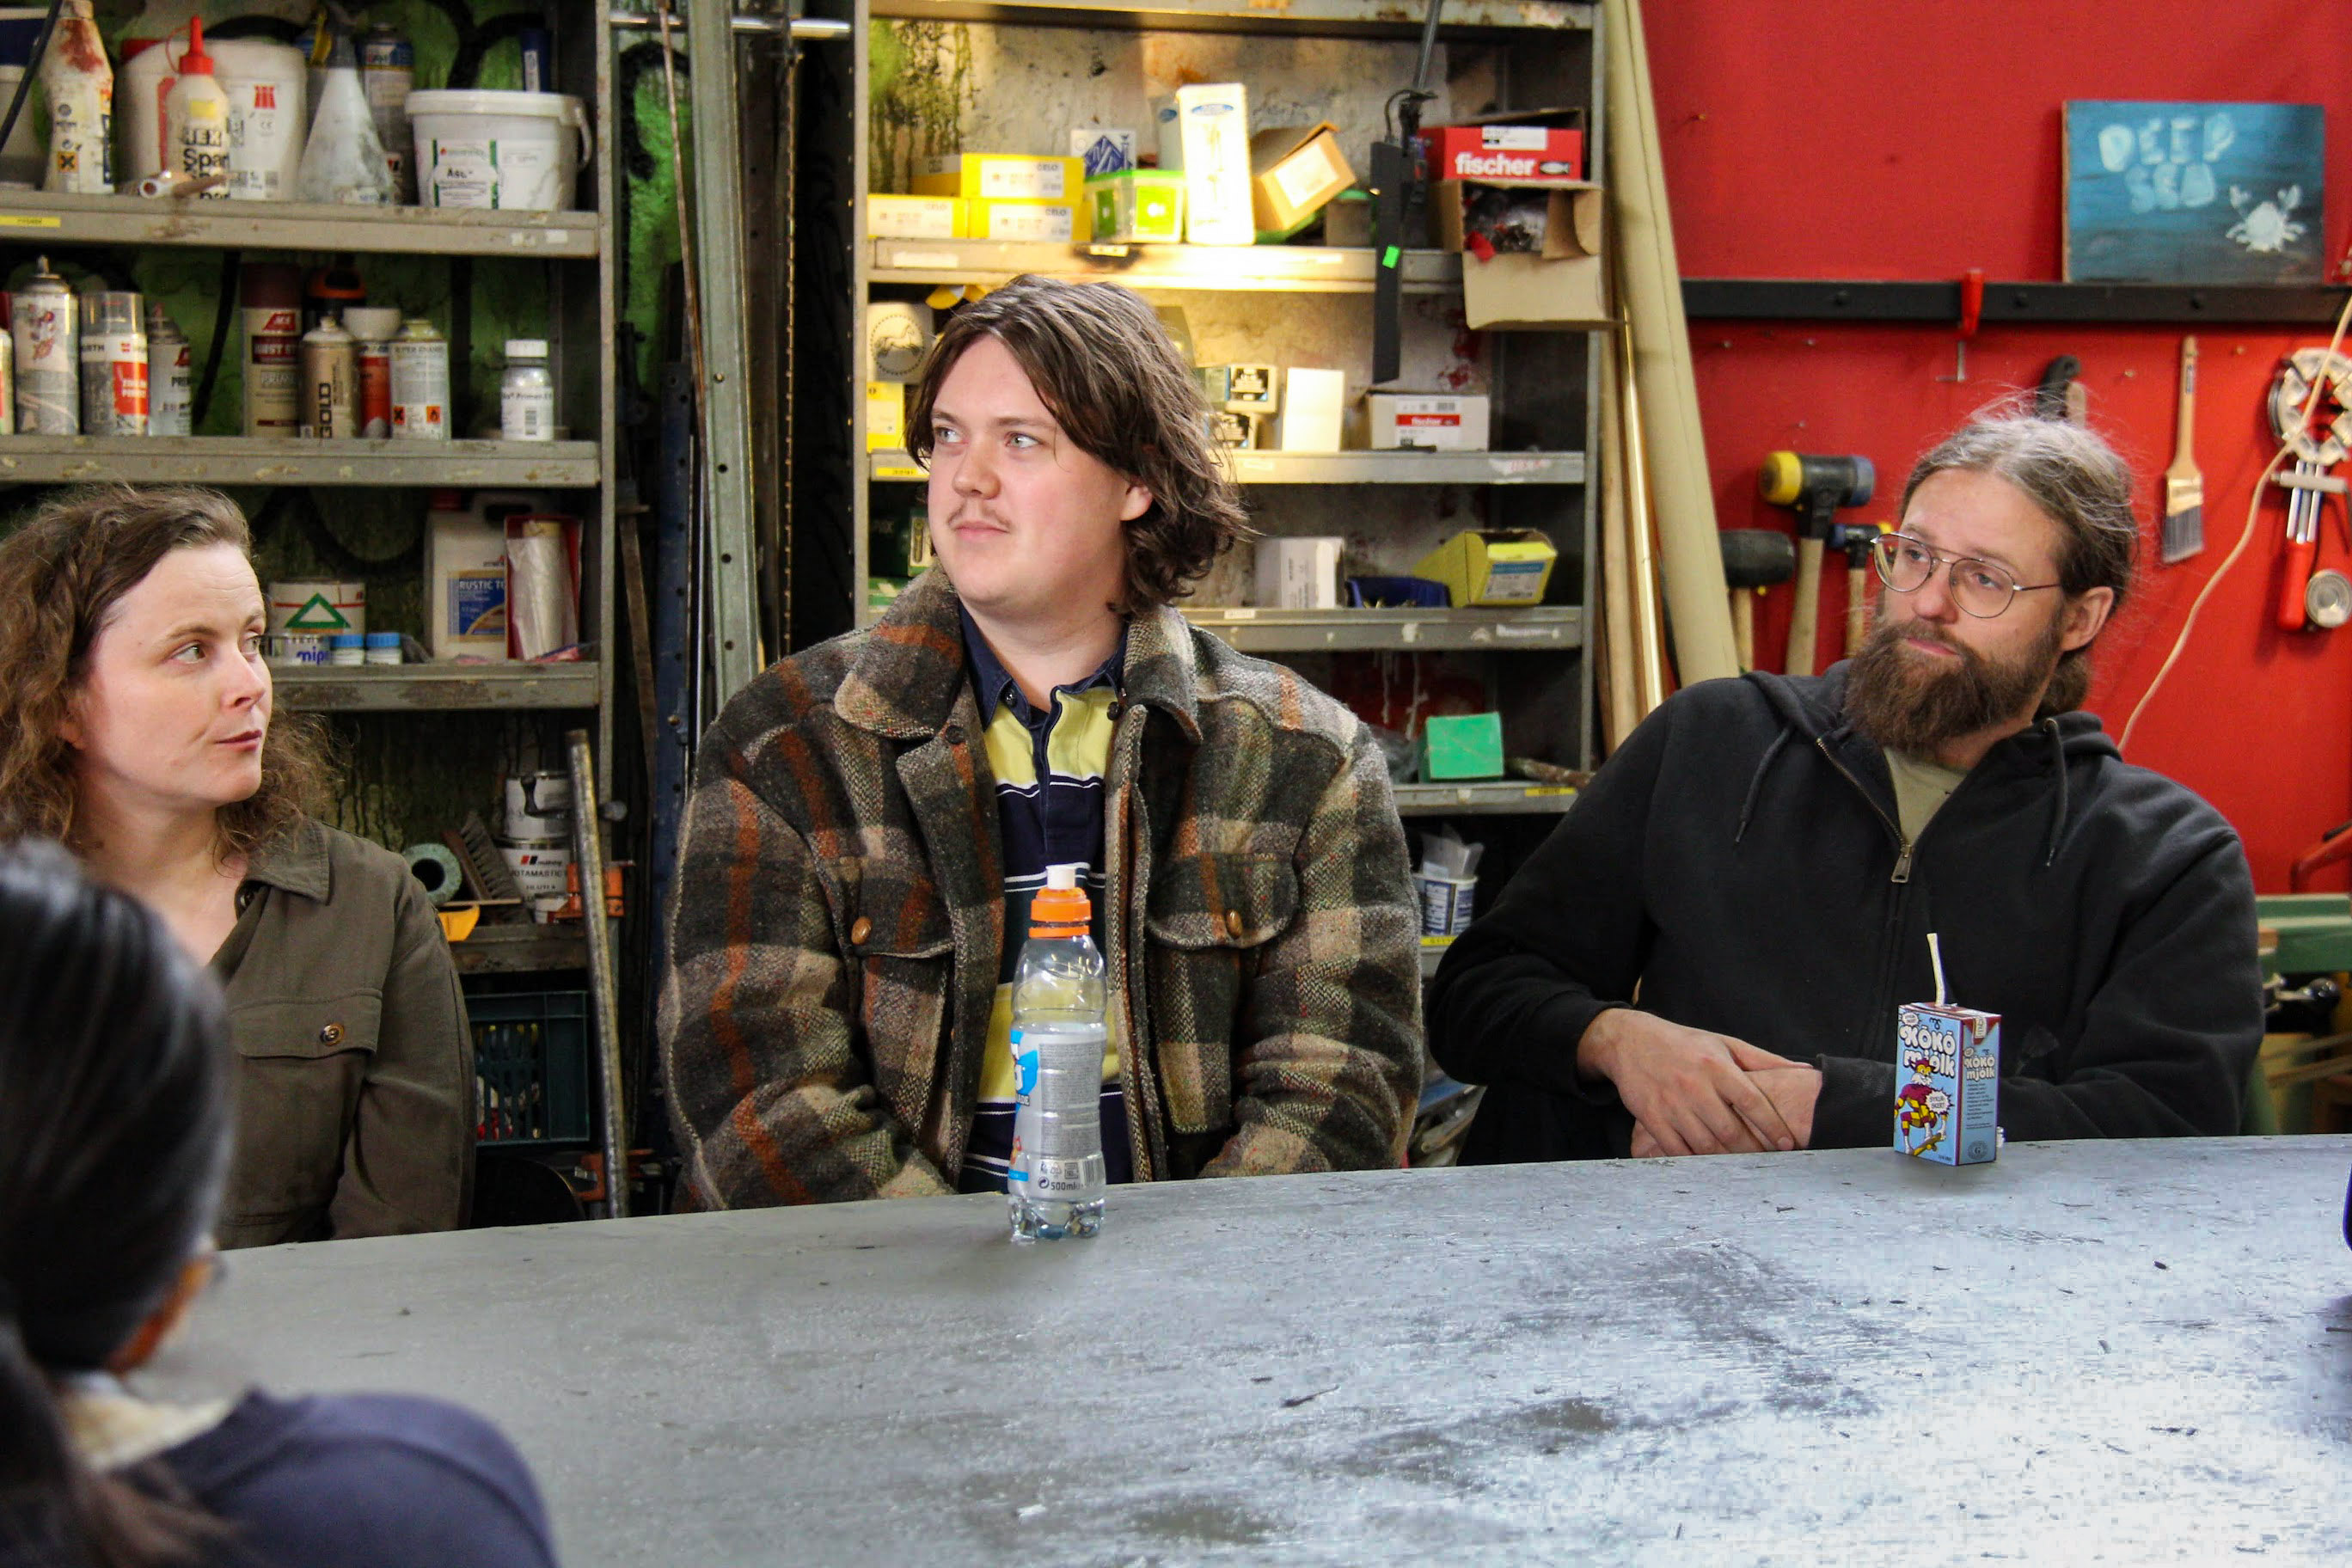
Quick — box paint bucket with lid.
[503,772,573,840]
[407,89,590,211]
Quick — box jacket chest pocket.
[835,857,957,1135]
[224,992,383,1225]
[1143,852,1299,1134]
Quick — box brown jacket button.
[1224,910,1245,939]
[849,916,873,946]
[318,1022,344,1045]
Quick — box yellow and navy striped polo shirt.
[955,610,1134,1194]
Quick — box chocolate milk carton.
[1894,1002,2000,1166]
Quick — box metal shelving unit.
[448,925,591,976]
[873,448,1586,486]
[870,237,1466,294]
[1393,781,1579,816]
[0,437,601,488]
[274,664,602,712]
[1,192,601,258]
[1181,604,1582,652]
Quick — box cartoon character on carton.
[1896,1052,1950,1158]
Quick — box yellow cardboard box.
[1414,529,1559,606]
[1249,123,1355,234]
[966,197,1091,243]
[914,154,1084,204]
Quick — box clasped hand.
[1576,1008,1821,1158]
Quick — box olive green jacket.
[213,818,473,1248]
[659,570,1424,1207]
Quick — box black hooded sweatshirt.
[1429,665,2263,1159]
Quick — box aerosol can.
[78,290,149,438]
[10,260,80,435]
[146,304,193,437]
[299,315,358,438]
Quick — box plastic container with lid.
[363,631,402,665]
[499,339,555,442]
[328,633,366,665]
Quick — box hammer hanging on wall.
[1760,451,1875,677]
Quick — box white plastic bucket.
[407,89,589,212]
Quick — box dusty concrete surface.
[150,1138,2352,1564]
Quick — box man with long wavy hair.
[661,276,1423,1206]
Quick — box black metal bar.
[1682,278,2352,327]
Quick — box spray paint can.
[240,262,303,438]
[389,316,450,441]
[145,304,193,437]
[342,308,401,439]
[358,25,414,203]
[39,0,112,195]
[78,291,149,438]
[299,315,358,439]
[9,260,77,434]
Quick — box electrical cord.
[0,0,66,174]
[2118,286,2352,753]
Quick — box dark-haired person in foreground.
[0,842,558,1568]
[661,274,1421,1204]
[0,487,471,1246]
[1431,413,2263,1161]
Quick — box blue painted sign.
[2064,101,2325,284]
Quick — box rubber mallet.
[1759,451,1876,677]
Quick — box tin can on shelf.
[78,290,148,438]
[241,262,303,438]
[342,307,403,439]
[389,317,450,441]
[298,316,358,439]
[11,260,81,436]
[145,305,193,438]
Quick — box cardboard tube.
[1604,0,1737,686]
[1598,344,1639,750]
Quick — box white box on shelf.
[1255,536,1344,609]
[1278,367,1346,451]
[1367,393,1491,451]
[1153,83,1254,246]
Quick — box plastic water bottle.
[1007,864,1108,1242]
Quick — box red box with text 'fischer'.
[1421,124,1583,184]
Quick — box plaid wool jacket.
[658,570,1424,1205]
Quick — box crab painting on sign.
[2063,101,2325,284]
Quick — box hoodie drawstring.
[1736,726,1795,844]
[2040,714,2068,867]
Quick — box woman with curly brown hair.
[0,487,471,1248]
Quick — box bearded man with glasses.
[1430,411,2261,1163]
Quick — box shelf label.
[0,216,63,229]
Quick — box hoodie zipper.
[1814,736,1915,883]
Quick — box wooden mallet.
[1759,451,1877,677]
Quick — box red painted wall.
[1646,0,2352,891]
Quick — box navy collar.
[958,604,1126,725]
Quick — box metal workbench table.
[150,1138,2352,1564]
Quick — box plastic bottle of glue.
[163,17,231,199]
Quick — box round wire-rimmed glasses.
[1870,532,2063,619]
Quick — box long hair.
[0,841,235,1566]
[0,487,334,855]
[906,275,1253,610]
[1900,409,2140,715]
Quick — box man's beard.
[1843,603,2067,756]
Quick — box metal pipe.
[609,10,852,39]
[567,729,631,1219]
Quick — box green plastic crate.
[473,991,591,1148]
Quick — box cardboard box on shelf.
[866,193,964,239]
[1153,83,1255,246]
[1070,127,1137,177]
[1277,367,1346,451]
[1432,180,1610,331]
[1421,121,1584,183]
[866,381,905,452]
[1421,713,1506,781]
[1088,170,1185,242]
[1197,362,1278,413]
[1415,529,1559,606]
[1367,393,1491,451]
[1248,122,1355,236]
[913,153,1083,203]
[967,197,1087,243]
[1254,536,1344,609]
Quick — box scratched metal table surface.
[148,1138,2352,1565]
